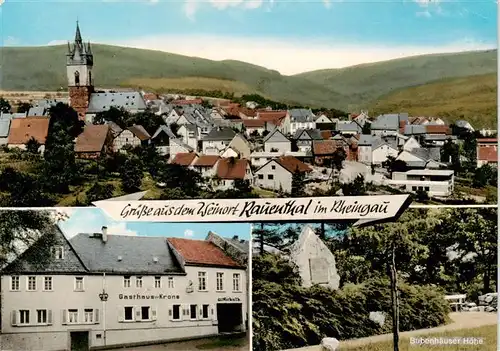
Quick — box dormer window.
[53,246,64,260]
[74,71,80,86]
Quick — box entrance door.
[217,303,243,333]
[70,331,89,351]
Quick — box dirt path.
[282,312,497,351]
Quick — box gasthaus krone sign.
[94,195,411,224]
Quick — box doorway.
[217,303,243,333]
[70,331,89,351]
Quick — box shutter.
[135,307,141,320]
[47,310,53,325]
[181,304,188,321]
[199,306,203,320]
[61,310,67,325]
[168,306,173,321]
[212,304,218,322]
[151,307,157,321]
[11,311,17,326]
[94,309,100,324]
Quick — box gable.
[3,226,87,274]
[265,130,290,143]
[255,159,287,175]
[397,150,425,162]
[315,115,332,123]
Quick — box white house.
[213,158,253,191]
[112,125,150,152]
[151,125,176,156]
[396,148,443,169]
[191,155,220,178]
[0,226,248,351]
[249,152,282,168]
[402,136,421,152]
[169,138,195,161]
[289,109,316,135]
[388,169,455,197]
[372,139,399,165]
[202,128,237,156]
[254,156,311,193]
[357,135,373,165]
[242,120,266,137]
[177,124,200,151]
[288,225,340,290]
[263,129,291,153]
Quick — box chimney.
[102,226,108,243]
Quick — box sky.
[0,0,497,74]
[56,208,251,240]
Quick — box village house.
[371,113,408,136]
[254,156,311,193]
[476,138,498,168]
[168,138,195,161]
[455,119,475,132]
[242,119,266,137]
[263,129,291,153]
[402,136,421,151]
[112,125,150,152]
[202,127,237,156]
[421,125,454,147]
[314,114,336,130]
[257,111,291,135]
[0,226,247,351]
[171,152,198,167]
[225,134,252,159]
[74,124,113,159]
[349,111,370,126]
[7,117,50,153]
[213,158,253,190]
[177,124,200,151]
[289,225,340,290]
[191,155,220,178]
[388,169,455,197]
[371,138,399,165]
[357,135,373,165]
[293,129,323,153]
[289,109,316,135]
[396,148,443,169]
[336,121,362,136]
[312,140,346,166]
[151,125,176,156]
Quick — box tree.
[414,189,429,202]
[120,155,143,193]
[291,169,306,197]
[0,97,11,113]
[472,164,495,188]
[157,163,203,198]
[440,139,461,172]
[0,167,54,207]
[252,223,298,255]
[461,132,477,171]
[17,102,32,114]
[170,123,180,137]
[331,147,347,173]
[85,182,115,204]
[0,210,65,268]
[383,156,407,176]
[127,110,164,135]
[341,174,367,196]
[93,106,129,128]
[361,122,371,135]
[26,137,41,154]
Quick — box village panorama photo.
[0,0,497,206]
[0,208,251,351]
[251,207,498,351]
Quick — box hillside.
[295,50,497,107]
[0,45,497,113]
[0,44,351,109]
[368,73,497,129]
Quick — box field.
[368,74,497,128]
[0,45,497,112]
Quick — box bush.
[252,256,451,351]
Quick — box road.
[116,335,249,351]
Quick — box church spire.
[75,21,82,43]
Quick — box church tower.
[67,22,94,120]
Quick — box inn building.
[0,226,248,350]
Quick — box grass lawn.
[252,187,278,198]
[195,336,247,350]
[340,325,497,351]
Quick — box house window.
[124,307,134,321]
[233,273,241,292]
[37,309,47,324]
[74,71,80,86]
[258,174,264,180]
[124,276,131,288]
[74,277,84,291]
[11,276,20,291]
[43,277,53,291]
[268,174,274,180]
[84,309,94,323]
[216,272,224,291]
[19,310,30,325]
[412,186,417,191]
[68,309,78,324]
[168,277,174,288]
[141,306,150,320]
[53,246,64,260]
[190,304,197,319]
[172,304,181,320]
[271,165,276,170]
[155,276,161,288]
[202,304,209,319]
[425,187,430,191]
[27,276,36,291]
[136,276,143,288]
[198,272,207,291]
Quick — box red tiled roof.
[172,152,197,166]
[258,111,288,126]
[313,140,344,155]
[143,93,158,101]
[8,117,50,145]
[426,125,451,134]
[477,138,498,144]
[167,238,241,268]
[216,158,248,179]
[75,124,110,153]
[320,130,333,140]
[172,99,203,105]
[276,156,312,173]
[242,119,266,128]
[239,108,257,118]
[478,146,498,162]
[128,125,151,141]
[193,155,219,167]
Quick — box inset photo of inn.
[0,209,250,351]
[252,207,498,351]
